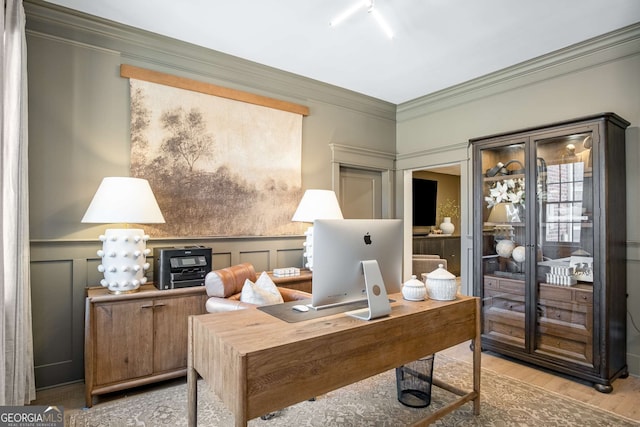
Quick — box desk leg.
[188,316,197,427]
[235,355,248,427]
[472,297,481,415]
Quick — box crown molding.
[395,141,469,171]
[24,0,396,121]
[397,23,640,123]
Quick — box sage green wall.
[396,25,640,377]
[26,2,396,241]
[25,1,396,388]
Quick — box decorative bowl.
[402,275,427,301]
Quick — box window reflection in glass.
[544,161,584,242]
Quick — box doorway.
[410,163,463,281]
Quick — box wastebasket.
[395,354,435,408]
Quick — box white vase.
[440,217,455,235]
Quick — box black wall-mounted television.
[412,178,437,227]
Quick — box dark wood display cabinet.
[471,113,629,392]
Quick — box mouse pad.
[258,298,370,323]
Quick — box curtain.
[1,0,35,405]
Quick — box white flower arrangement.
[485,178,525,209]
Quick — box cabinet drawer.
[574,289,593,304]
[537,296,593,366]
[485,289,525,314]
[484,275,525,295]
[539,284,593,304]
[536,332,593,366]
[483,311,525,348]
[540,304,590,328]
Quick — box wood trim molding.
[395,141,469,171]
[120,64,310,116]
[329,143,395,170]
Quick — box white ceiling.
[44,0,640,104]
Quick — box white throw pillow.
[240,271,284,305]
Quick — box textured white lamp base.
[97,228,151,294]
[302,226,314,270]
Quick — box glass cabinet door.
[478,141,527,349]
[533,130,595,367]
[473,113,628,392]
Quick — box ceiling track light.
[370,8,394,39]
[329,0,394,39]
[329,1,367,27]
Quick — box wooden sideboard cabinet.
[268,268,313,293]
[84,270,312,407]
[412,235,461,276]
[84,284,208,407]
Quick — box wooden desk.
[187,293,481,426]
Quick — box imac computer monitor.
[311,219,403,310]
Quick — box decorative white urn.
[402,275,427,301]
[425,264,457,301]
[440,217,455,235]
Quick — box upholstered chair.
[204,262,311,313]
[412,254,447,277]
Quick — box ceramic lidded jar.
[402,275,427,301]
[425,264,457,301]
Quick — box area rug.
[68,355,636,426]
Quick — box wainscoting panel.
[277,248,305,269]
[30,236,304,388]
[31,258,84,388]
[239,251,271,272]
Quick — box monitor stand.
[346,260,391,321]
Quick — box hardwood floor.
[32,342,640,423]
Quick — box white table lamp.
[292,189,343,270]
[82,177,165,294]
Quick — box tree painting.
[129,79,304,237]
[160,108,215,173]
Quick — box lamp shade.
[487,202,521,223]
[291,189,343,223]
[82,177,165,224]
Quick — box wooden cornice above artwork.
[120,64,310,116]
